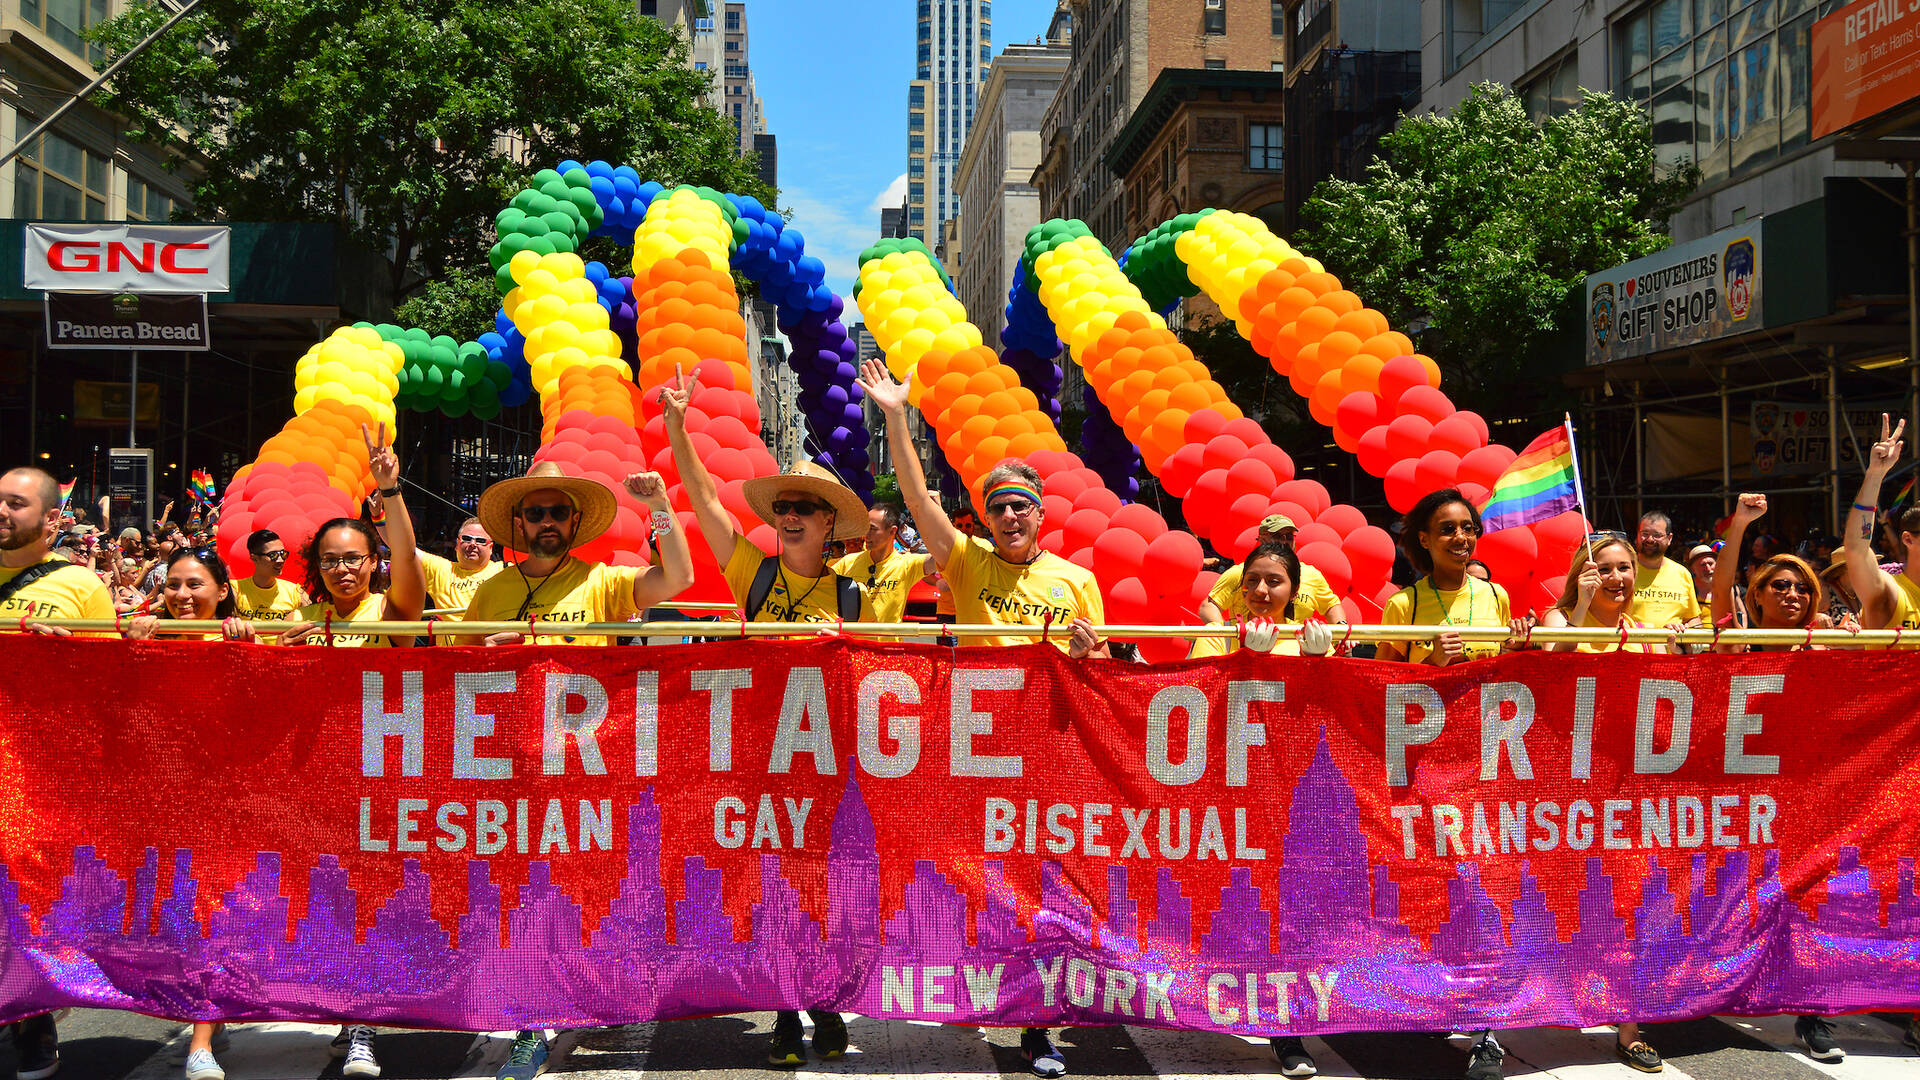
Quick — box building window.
[125,175,175,222]
[910,181,925,202]
[1613,0,1813,185]
[725,39,739,51]
[1204,0,1226,34]
[19,0,108,63]
[910,85,926,106]
[1204,58,1227,68]
[724,9,740,29]
[639,0,657,15]
[13,128,108,220]
[1248,123,1283,171]
[1272,0,1286,34]
[1520,52,1580,122]
[910,135,925,152]
[1161,142,1176,190]
[1294,0,1331,53]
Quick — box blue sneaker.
[496,1030,550,1080]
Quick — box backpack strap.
[0,560,84,608]
[743,554,781,621]
[837,575,862,622]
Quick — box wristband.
[650,510,675,536]
[1854,502,1878,513]
[379,485,401,498]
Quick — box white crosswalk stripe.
[87,1012,1920,1080]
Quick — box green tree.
[92,0,771,318]
[1295,83,1695,407]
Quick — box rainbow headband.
[984,479,1042,506]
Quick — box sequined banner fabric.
[2,636,1917,1032]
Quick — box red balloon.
[1384,458,1422,513]
[1135,638,1190,664]
[746,523,779,555]
[1317,504,1367,537]
[1244,443,1296,484]
[1414,449,1461,493]
[1429,414,1482,457]
[1298,541,1353,596]
[1039,527,1069,554]
[1342,525,1396,586]
[1224,458,1279,500]
[1226,492,1271,539]
[1185,469,1232,534]
[1073,486,1123,517]
[1226,525,1261,561]
[1271,500,1314,530]
[1093,526,1151,584]
[1276,479,1331,518]
[1046,469,1090,503]
[707,448,751,484]
[1397,385,1455,425]
[1201,434,1248,473]
[1110,503,1167,540]
[1160,443,1207,498]
[1531,510,1590,577]
[1357,425,1395,477]
[1221,417,1267,446]
[1384,414,1433,462]
[1458,444,1518,490]
[1142,530,1204,582]
[1456,481,1490,507]
[1106,575,1151,622]
[1065,543,1097,572]
[705,415,753,449]
[1183,409,1231,445]
[1188,570,1221,612]
[1293,522,1342,551]
[1063,508,1109,552]
[1454,410,1491,447]
[1377,355,1431,406]
[1475,522,1538,586]
[1040,494,1075,531]
[1335,391,1384,442]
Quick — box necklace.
[1430,576,1477,626]
[776,561,825,616]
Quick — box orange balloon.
[1340,352,1386,398]
[1416,353,1443,387]
[1290,305,1339,347]
[1295,271,1342,295]
[960,413,998,443]
[1362,331,1416,361]
[1005,432,1050,459]
[996,413,1037,439]
[1289,342,1325,397]
[1309,369,1345,426]
[1101,346,1145,383]
[1114,309,1152,333]
[1151,364,1192,392]
[969,435,1012,475]
[1335,308,1388,340]
[1121,368,1158,405]
[1007,387,1040,414]
[1167,381,1214,413]
[1318,330,1363,367]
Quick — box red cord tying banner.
[1,637,1919,1032]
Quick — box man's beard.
[0,517,46,553]
[1638,540,1665,560]
[529,530,570,557]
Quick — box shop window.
[13,128,108,221]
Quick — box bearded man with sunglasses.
[459,462,694,648]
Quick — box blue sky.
[744,0,1062,302]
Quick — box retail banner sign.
[23,223,229,293]
[1584,224,1761,365]
[46,292,210,351]
[1813,0,1920,139]
[1,637,1918,1032]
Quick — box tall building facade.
[908,0,993,252]
[722,2,769,155]
[954,39,1070,329]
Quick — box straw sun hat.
[743,460,868,541]
[477,461,618,553]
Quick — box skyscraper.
[907,0,992,254]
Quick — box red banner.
[2,637,1918,1031]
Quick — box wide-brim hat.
[1685,544,1716,565]
[742,460,868,541]
[478,461,618,553]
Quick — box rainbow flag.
[1480,422,1580,532]
[56,480,74,509]
[190,469,217,504]
[1892,474,1916,510]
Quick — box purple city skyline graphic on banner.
[3,736,1918,1030]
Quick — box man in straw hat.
[459,462,693,648]
[657,367,867,1064]
[858,358,1102,1077]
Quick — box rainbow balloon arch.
[216,163,1587,660]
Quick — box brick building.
[1107,68,1287,249]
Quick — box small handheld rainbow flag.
[57,480,75,509]
[190,469,217,504]
[1480,418,1584,533]
[1891,474,1916,511]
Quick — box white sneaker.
[183,1048,225,1080]
[341,1025,381,1078]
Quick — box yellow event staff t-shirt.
[1566,611,1658,654]
[1380,576,1512,665]
[1209,561,1343,621]
[419,551,502,613]
[462,557,644,646]
[724,540,876,628]
[294,593,395,648]
[831,548,924,624]
[1875,572,1920,650]
[943,535,1105,651]
[232,576,307,621]
[0,557,114,635]
[1629,557,1703,629]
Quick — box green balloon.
[440,398,470,419]
[469,398,501,421]
[531,168,562,188]
[495,264,516,295]
[484,359,511,389]
[540,211,577,236]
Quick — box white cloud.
[869,172,908,216]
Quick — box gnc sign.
[23,223,230,293]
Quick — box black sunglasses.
[771,500,826,517]
[1434,520,1480,537]
[1766,578,1812,596]
[518,504,574,524]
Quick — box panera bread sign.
[23,223,230,294]
[45,292,210,352]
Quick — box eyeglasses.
[1434,521,1480,538]
[1766,578,1813,596]
[770,500,826,517]
[1586,530,1631,543]
[457,534,491,545]
[261,550,290,562]
[317,552,371,571]
[517,504,574,524]
[986,498,1038,518]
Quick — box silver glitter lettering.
[950,668,1024,777]
[770,667,836,775]
[475,800,508,855]
[635,671,659,777]
[1570,676,1597,779]
[1384,684,1446,786]
[579,799,613,851]
[361,670,424,777]
[538,797,569,853]
[1225,681,1280,787]
[453,671,515,780]
[858,669,921,778]
[435,803,468,852]
[543,672,609,776]
[1479,681,1535,781]
[1635,678,1694,774]
[1726,674,1784,774]
[694,668,754,772]
[1145,685,1208,786]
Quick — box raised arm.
[1712,493,1766,628]
[623,471,696,608]
[365,423,425,622]
[659,365,739,569]
[1845,415,1904,628]
[857,359,959,570]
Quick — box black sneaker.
[809,1011,847,1060]
[12,1013,59,1080]
[1271,1035,1317,1077]
[1615,1039,1663,1073]
[1795,1015,1844,1061]
[1020,1027,1066,1078]
[769,1011,805,1068]
[1465,1031,1504,1080]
